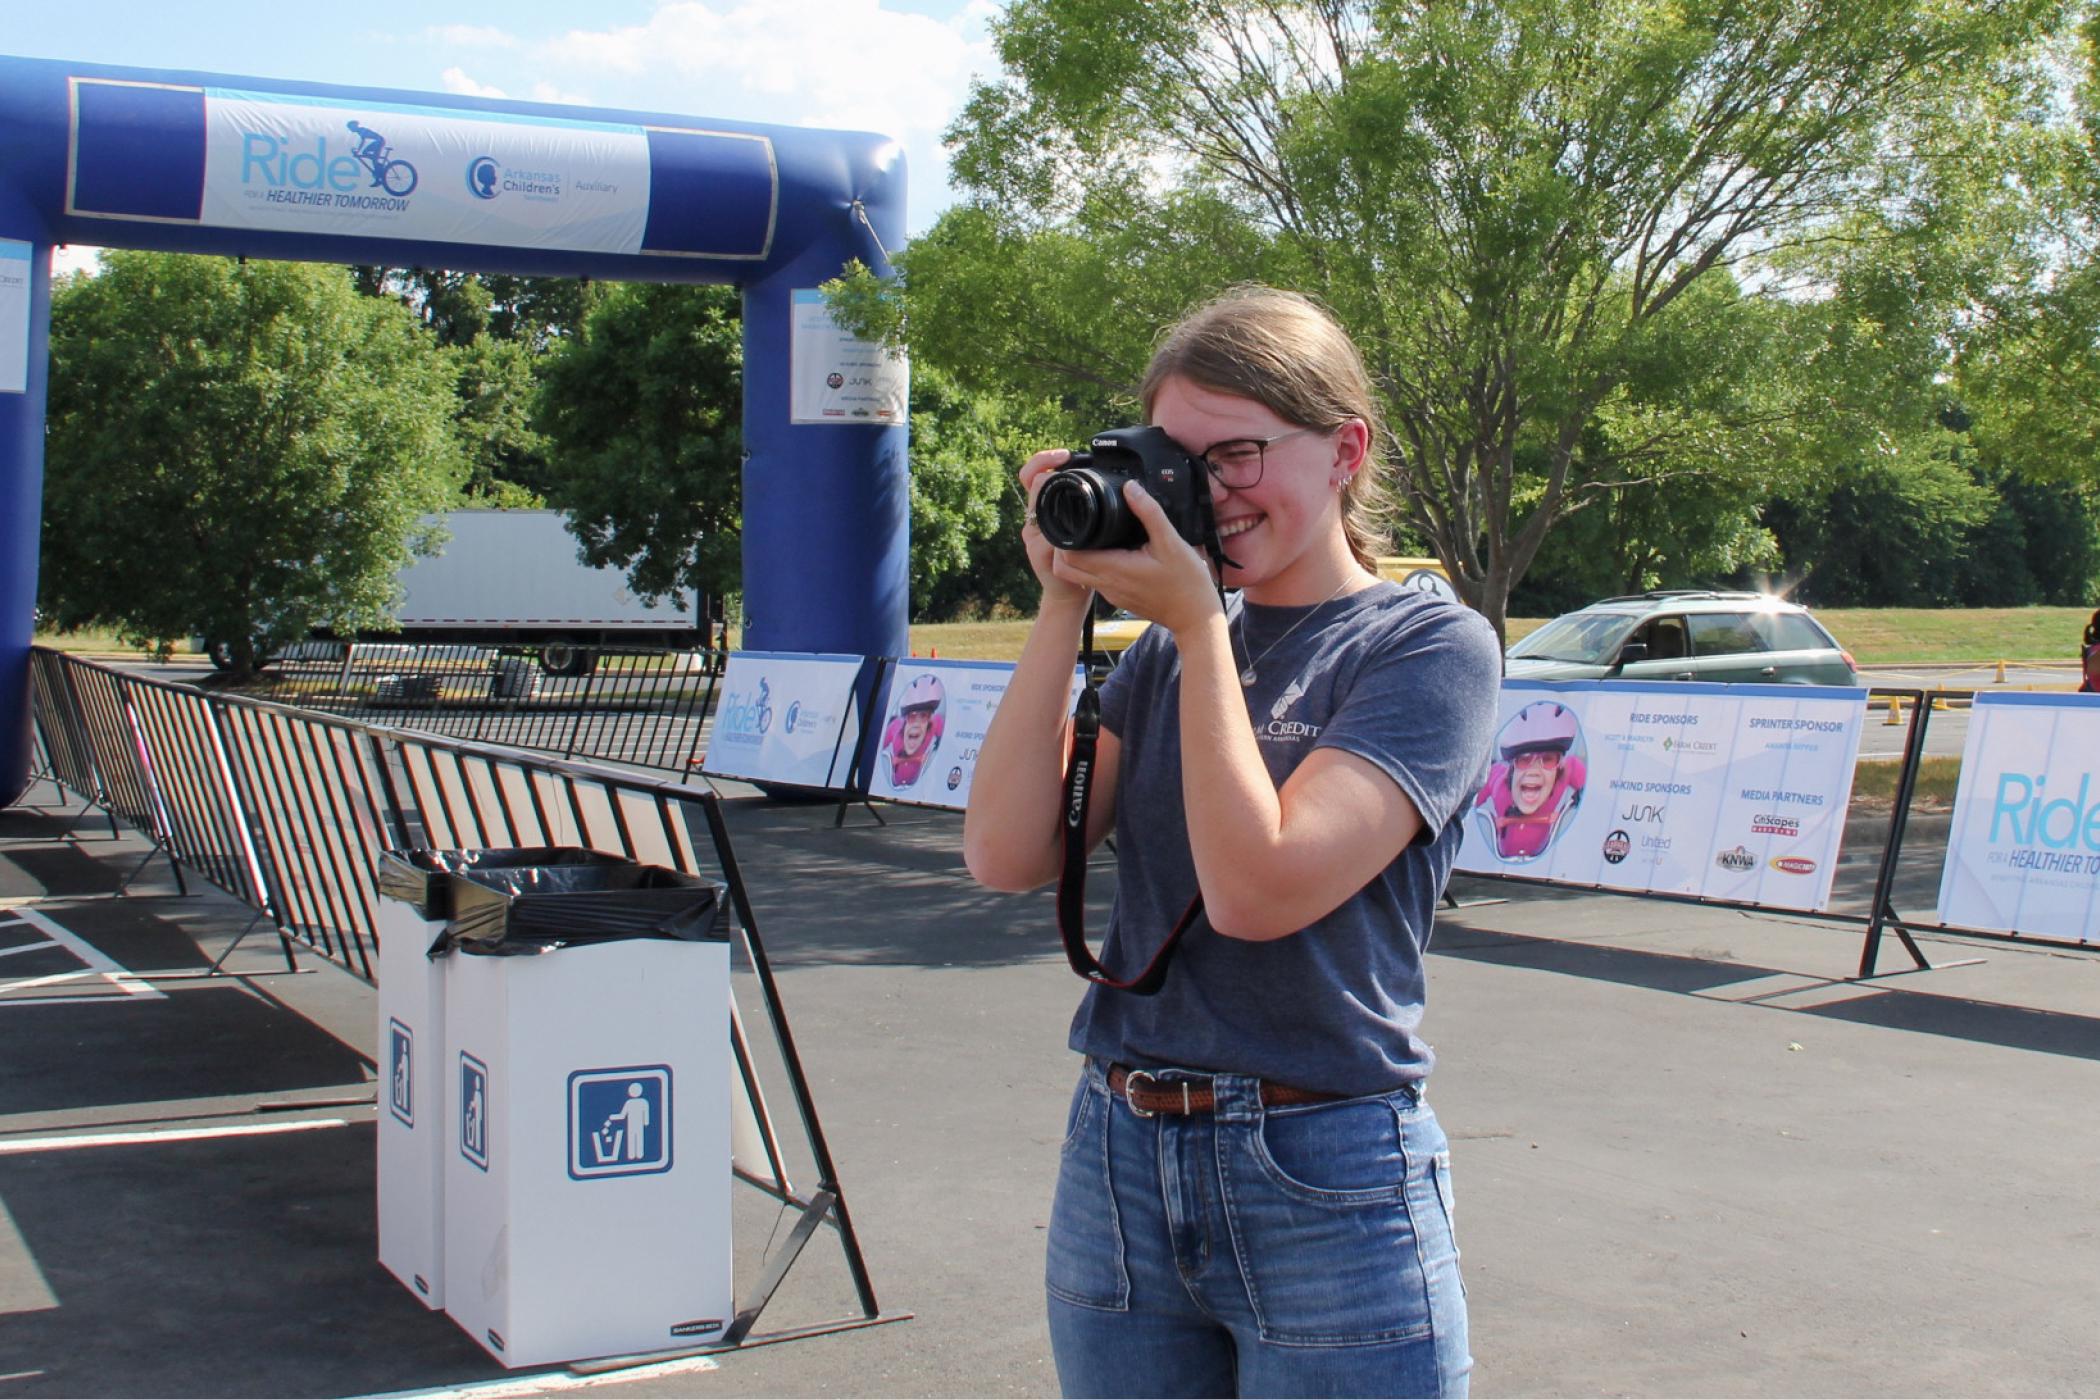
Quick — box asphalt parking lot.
[3,771,2097,1399]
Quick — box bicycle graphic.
[345,121,418,197]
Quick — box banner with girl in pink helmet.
[866,658,1086,810]
[1454,680,1867,911]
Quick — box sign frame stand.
[1854,692,1986,981]
[831,658,890,830]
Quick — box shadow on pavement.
[0,1124,504,1398]
[711,800,1115,972]
[1432,924,2100,1063]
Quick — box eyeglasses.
[1196,426,1324,490]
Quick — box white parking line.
[0,907,166,1006]
[0,1118,352,1156]
[358,1352,721,1399]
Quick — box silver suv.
[1505,591,1860,686]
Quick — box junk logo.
[568,1066,673,1180]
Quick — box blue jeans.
[1046,1061,1470,1399]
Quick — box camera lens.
[1036,469,1135,550]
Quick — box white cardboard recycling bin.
[442,934,732,1368]
[375,893,449,1310]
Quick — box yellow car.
[1087,556,1457,670]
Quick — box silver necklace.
[1234,576,1359,686]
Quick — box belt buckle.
[1122,1068,1158,1118]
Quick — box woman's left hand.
[1049,484,1222,636]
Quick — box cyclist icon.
[345,120,418,197]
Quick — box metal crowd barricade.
[23,649,106,834]
[19,646,898,1352]
[258,641,722,773]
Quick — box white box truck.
[204,510,711,675]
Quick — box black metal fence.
[245,641,721,773]
[18,646,891,1347]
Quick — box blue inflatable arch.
[0,55,910,803]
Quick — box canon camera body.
[1035,426,1216,553]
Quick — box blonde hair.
[1140,285,1391,570]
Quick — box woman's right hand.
[1019,449,1089,608]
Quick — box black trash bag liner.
[439,862,729,957]
[377,848,628,921]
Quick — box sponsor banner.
[0,240,28,394]
[789,288,908,426]
[867,660,1087,810]
[1455,680,1866,911]
[1936,692,2100,943]
[200,90,652,254]
[699,652,863,789]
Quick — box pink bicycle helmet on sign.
[1499,701,1577,760]
[900,674,945,713]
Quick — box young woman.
[964,287,1502,1398]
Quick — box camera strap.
[1056,626,1203,995]
[1052,457,1235,996]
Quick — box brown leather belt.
[1107,1064,1341,1117]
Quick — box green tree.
[534,283,746,607]
[351,268,605,503]
[1956,6,2100,505]
[841,0,2063,635]
[904,365,1080,619]
[41,253,463,673]
[450,337,552,505]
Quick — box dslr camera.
[1034,426,1217,553]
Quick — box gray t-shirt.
[1070,580,1502,1095]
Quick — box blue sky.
[12,0,1003,269]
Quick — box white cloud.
[527,81,596,107]
[531,0,1000,233]
[439,66,508,99]
[409,1,1000,232]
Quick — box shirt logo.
[1260,670,1321,741]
